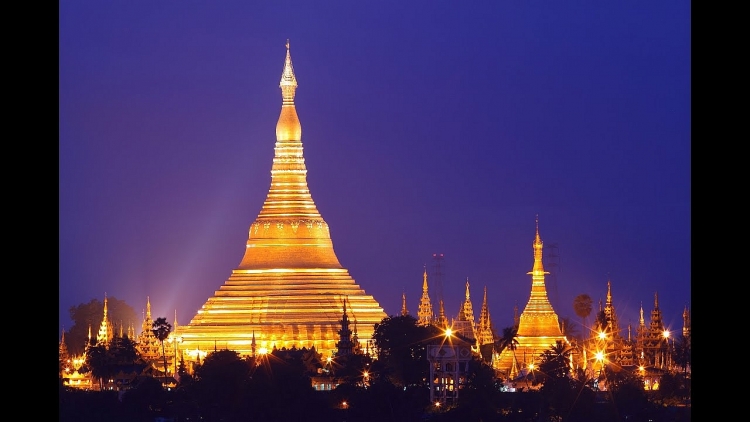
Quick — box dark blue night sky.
[60,1,690,336]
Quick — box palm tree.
[85,343,111,390]
[152,317,172,385]
[672,334,691,376]
[572,294,593,339]
[496,325,519,379]
[538,340,573,380]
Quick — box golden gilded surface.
[495,219,567,375]
[179,42,386,359]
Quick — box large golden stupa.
[178,42,386,360]
[495,217,568,377]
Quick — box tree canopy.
[66,297,138,355]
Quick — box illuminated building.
[59,328,93,389]
[417,266,434,326]
[592,280,625,363]
[475,286,495,352]
[136,296,175,373]
[177,41,386,360]
[96,294,114,347]
[451,279,476,342]
[428,329,474,407]
[635,292,672,369]
[495,217,568,377]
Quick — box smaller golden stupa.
[495,216,568,376]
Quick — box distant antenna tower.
[544,242,561,311]
[432,253,445,310]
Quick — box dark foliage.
[151,317,172,385]
[371,314,438,388]
[66,297,138,355]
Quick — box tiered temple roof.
[417,267,434,326]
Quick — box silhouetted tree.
[371,314,435,388]
[67,297,138,356]
[152,317,172,385]
[121,376,166,420]
[85,343,111,390]
[538,340,573,381]
[109,334,139,365]
[191,349,251,420]
[608,368,651,419]
[672,333,691,376]
[456,357,502,420]
[496,325,519,379]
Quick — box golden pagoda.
[178,41,386,360]
[495,217,568,377]
[417,266,434,326]
[96,294,114,347]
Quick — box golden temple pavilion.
[177,42,386,361]
[495,217,568,377]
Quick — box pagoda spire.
[522,216,555,314]
[603,278,620,338]
[476,286,494,347]
[96,293,114,347]
[401,291,409,316]
[417,266,434,326]
[458,278,475,322]
[639,302,645,327]
[497,217,565,376]
[454,278,476,340]
[237,38,336,269]
[437,299,448,329]
[280,39,298,104]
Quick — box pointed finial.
[280,39,298,103]
[465,278,470,299]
